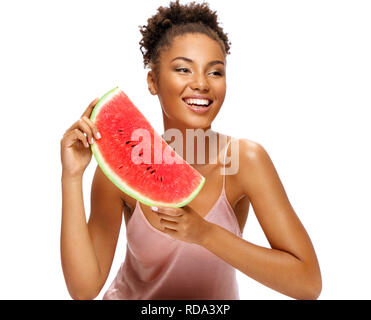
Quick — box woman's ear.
[147,71,158,95]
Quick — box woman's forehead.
[161,33,226,63]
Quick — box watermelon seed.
[139,152,143,157]
[125,141,131,144]
[150,170,155,174]
[119,129,124,132]
[131,145,137,148]
[146,166,152,170]
[160,177,163,182]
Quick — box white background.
[0,0,370,299]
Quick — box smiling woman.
[60,0,322,300]
[147,32,227,128]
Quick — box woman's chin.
[174,109,217,129]
[178,116,213,130]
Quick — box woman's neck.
[161,121,222,167]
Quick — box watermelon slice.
[90,87,205,208]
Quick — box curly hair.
[139,0,231,75]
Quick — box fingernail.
[90,137,94,144]
[97,132,101,139]
[151,207,158,212]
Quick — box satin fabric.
[103,139,242,300]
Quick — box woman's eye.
[176,68,189,73]
[210,71,223,76]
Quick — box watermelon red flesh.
[90,87,205,208]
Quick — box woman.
[60,0,322,300]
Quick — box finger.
[81,97,100,118]
[151,206,184,216]
[159,219,178,230]
[157,213,180,222]
[63,128,90,148]
[77,118,95,145]
[81,116,101,140]
[74,128,90,148]
[162,228,178,238]
[180,205,193,213]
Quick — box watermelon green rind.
[89,88,205,208]
[90,86,120,122]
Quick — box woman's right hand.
[60,98,102,179]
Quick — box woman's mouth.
[182,97,213,114]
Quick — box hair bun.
[161,18,172,28]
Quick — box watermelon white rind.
[90,87,205,208]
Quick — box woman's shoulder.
[214,133,266,167]
[237,137,266,160]
[221,134,264,161]
[231,137,280,192]
[226,136,271,179]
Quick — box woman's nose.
[190,73,209,92]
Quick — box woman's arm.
[60,100,126,300]
[60,166,124,300]
[200,139,322,300]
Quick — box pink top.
[103,139,242,300]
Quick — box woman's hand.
[151,206,212,245]
[60,98,101,179]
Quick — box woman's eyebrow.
[171,56,224,67]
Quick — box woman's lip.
[183,100,213,114]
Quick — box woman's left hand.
[151,206,212,245]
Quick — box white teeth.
[184,98,210,106]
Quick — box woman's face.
[148,33,227,130]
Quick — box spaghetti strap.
[222,138,232,189]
